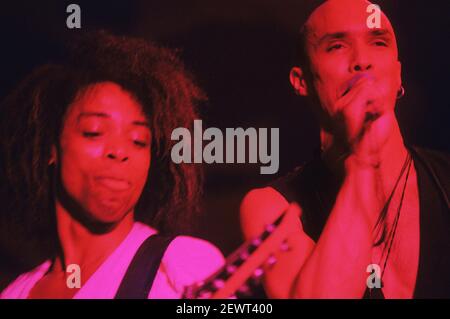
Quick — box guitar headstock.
[183,204,301,299]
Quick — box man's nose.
[349,45,372,72]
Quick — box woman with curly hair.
[0,31,224,299]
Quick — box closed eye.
[374,40,388,47]
[82,131,102,138]
[326,43,345,52]
[133,140,148,148]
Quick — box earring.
[397,86,405,99]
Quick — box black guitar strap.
[115,234,175,299]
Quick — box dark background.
[0,0,449,279]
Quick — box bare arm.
[292,161,380,298]
[240,161,380,299]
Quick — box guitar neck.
[184,207,300,299]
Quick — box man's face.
[57,82,151,224]
[298,0,401,124]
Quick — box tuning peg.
[239,250,250,260]
[280,240,290,252]
[253,268,264,280]
[226,264,237,274]
[265,223,276,233]
[198,291,213,299]
[266,255,277,267]
[247,267,264,286]
[213,279,225,290]
[251,237,262,247]
[237,284,251,296]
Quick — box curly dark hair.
[0,31,205,270]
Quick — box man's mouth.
[95,176,131,191]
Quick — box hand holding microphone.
[334,72,385,163]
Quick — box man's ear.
[290,67,309,96]
[49,145,57,165]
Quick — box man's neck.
[53,203,134,273]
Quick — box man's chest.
[371,175,421,299]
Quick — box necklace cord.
[380,155,412,279]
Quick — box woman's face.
[56,82,151,224]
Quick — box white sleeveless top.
[0,222,224,299]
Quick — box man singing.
[240,0,449,298]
